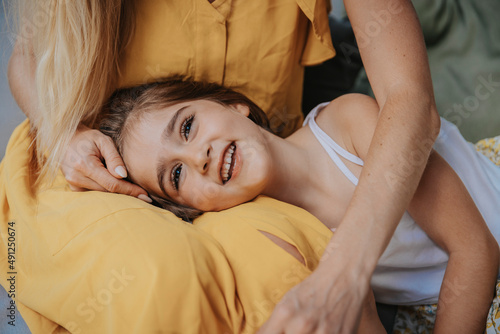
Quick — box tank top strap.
[303,102,364,185]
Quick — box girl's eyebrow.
[157,158,169,197]
[162,105,188,143]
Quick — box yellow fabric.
[118,0,335,137]
[475,136,500,166]
[195,199,333,333]
[0,120,333,333]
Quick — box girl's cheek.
[186,181,222,211]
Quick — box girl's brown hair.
[100,77,271,221]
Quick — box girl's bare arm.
[356,290,386,334]
[407,152,498,333]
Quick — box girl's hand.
[60,124,151,202]
[258,250,371,334]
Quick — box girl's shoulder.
[315,94,379,128]
[314,94,379,160]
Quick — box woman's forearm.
[320,90,440,276]
[8,40,39,124]
[321,0,441,275]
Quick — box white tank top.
[304,102,500,305]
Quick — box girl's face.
[122,100,273,211]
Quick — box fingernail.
[115,166,127,178]
[138,194,153,203]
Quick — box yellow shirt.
[119,0,335,136]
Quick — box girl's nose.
[193,146,210,174]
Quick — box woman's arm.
[7,40,39,122]
[334,0,442,303]
[338,94,497,332]
[8,40,149,200]
[260,1,440,332]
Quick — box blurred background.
[0,3,25,159]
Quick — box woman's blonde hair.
[11,0,135,185]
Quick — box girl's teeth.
[222,144,236,182]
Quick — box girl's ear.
[231,103,250,117]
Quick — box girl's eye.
[181,115,194,140]
[171,164,182,191]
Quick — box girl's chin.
[214,195,256,211]
[198,197,243,212]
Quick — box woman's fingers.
[66,165,152,203]
[87,162,149,198]
[258,301,291,333]
[95,133,129,179]
[286,312,319,334]
[66,175,107,192]
[259,292,322,334]
[61,126,152,202]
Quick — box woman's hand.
[61,124,151,202]
[258,244,372,334]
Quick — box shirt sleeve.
[297,0,336,66]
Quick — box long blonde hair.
[12,0,135,185]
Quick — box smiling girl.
[100,78,500,333]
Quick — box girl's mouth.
[221,142,236,184]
